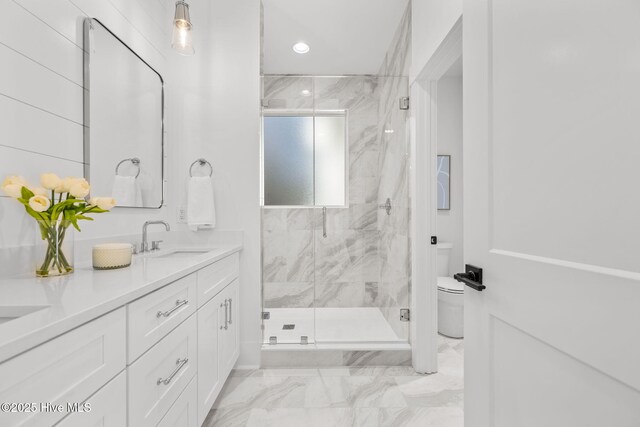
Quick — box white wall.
[411,0,462,82]
[0,0,179,264]
[437,76,463,274]
[171,0,262,367]
[0,0,262,366]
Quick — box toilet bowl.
[437,242,464,338]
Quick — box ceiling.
[262,0,410,75]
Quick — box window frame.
[260,109,349,208]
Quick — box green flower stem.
[37,221,73,276]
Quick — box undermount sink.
[0,305,49,326]
[153,249,214,259]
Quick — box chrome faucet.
[141,220,170,253]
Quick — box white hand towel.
[187,176,216,231]
[111,175,141,207]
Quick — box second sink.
[0,305,50,326]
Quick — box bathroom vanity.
[0,245,241,427]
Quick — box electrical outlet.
[177,206,187,223]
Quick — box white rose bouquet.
[2,173,116,276]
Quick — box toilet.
[437,242,464,338]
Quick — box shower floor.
[263,307,405,345]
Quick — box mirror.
[437,155,450,210]
[83,18,164,208]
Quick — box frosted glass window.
[263,116,314,205]
[315,116,346,206]
[263,113,346,206]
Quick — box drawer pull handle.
[220,300,229,330]
[157,358,189,385]
[157,299,188,318]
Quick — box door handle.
[454,264,485,291]
[228,298,233,324]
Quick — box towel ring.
[189,158,213,177]
[115,157,141,178]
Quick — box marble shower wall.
[260,3,412,340]
[261,75,384,313]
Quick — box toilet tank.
[437,242,453,276]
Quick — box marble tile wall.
[262,76,385,313]
[260,3,412,340]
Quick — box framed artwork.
[437,155,450,210]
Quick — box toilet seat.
[437,276,464,294]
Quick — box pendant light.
[172,1,194,55]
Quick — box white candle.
[92,243,133,270]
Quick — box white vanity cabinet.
[0,248,241,427]
[57,372,127,427]
[197,253,239,307]
[0,308,126,427]
[197,292,224,425]
[157,377,198,427]
[128,314,198,427]
[218,278,240,380]
[127,273,197,362]
[196,258,240,424]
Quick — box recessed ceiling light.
[300,89,312,97]
[292,42,310,54]
[384,129,395,134]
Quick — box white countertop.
[0,245,242,363]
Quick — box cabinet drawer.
[197,253,239,307]
[157,377,198,427]
[57,371,126,427]
[0,308,126,427]
[128,314,197,427]
[128,274,196,362]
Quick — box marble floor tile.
[320,376,408,408]
[348,366,419,377]
[209,334,464,426]
[203,407,252,427]
[246,408,356,427]
[395,375,464,407]
[356,407,464,427]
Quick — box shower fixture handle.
[322,207,327,238]
[378,198,392,216]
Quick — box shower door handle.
[322,207,327,238]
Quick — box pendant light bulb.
[172,1,194,56]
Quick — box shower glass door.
[312,76,411,346]
[261,75,411,347]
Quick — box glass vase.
[35,220,74,277]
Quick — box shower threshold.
[262,307,409,350]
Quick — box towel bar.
[115,157,141,178]
[189,158,213,177]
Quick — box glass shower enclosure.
[260,75,410,347]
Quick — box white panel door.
[464,0,640,426]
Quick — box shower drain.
[282,324,295,330]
